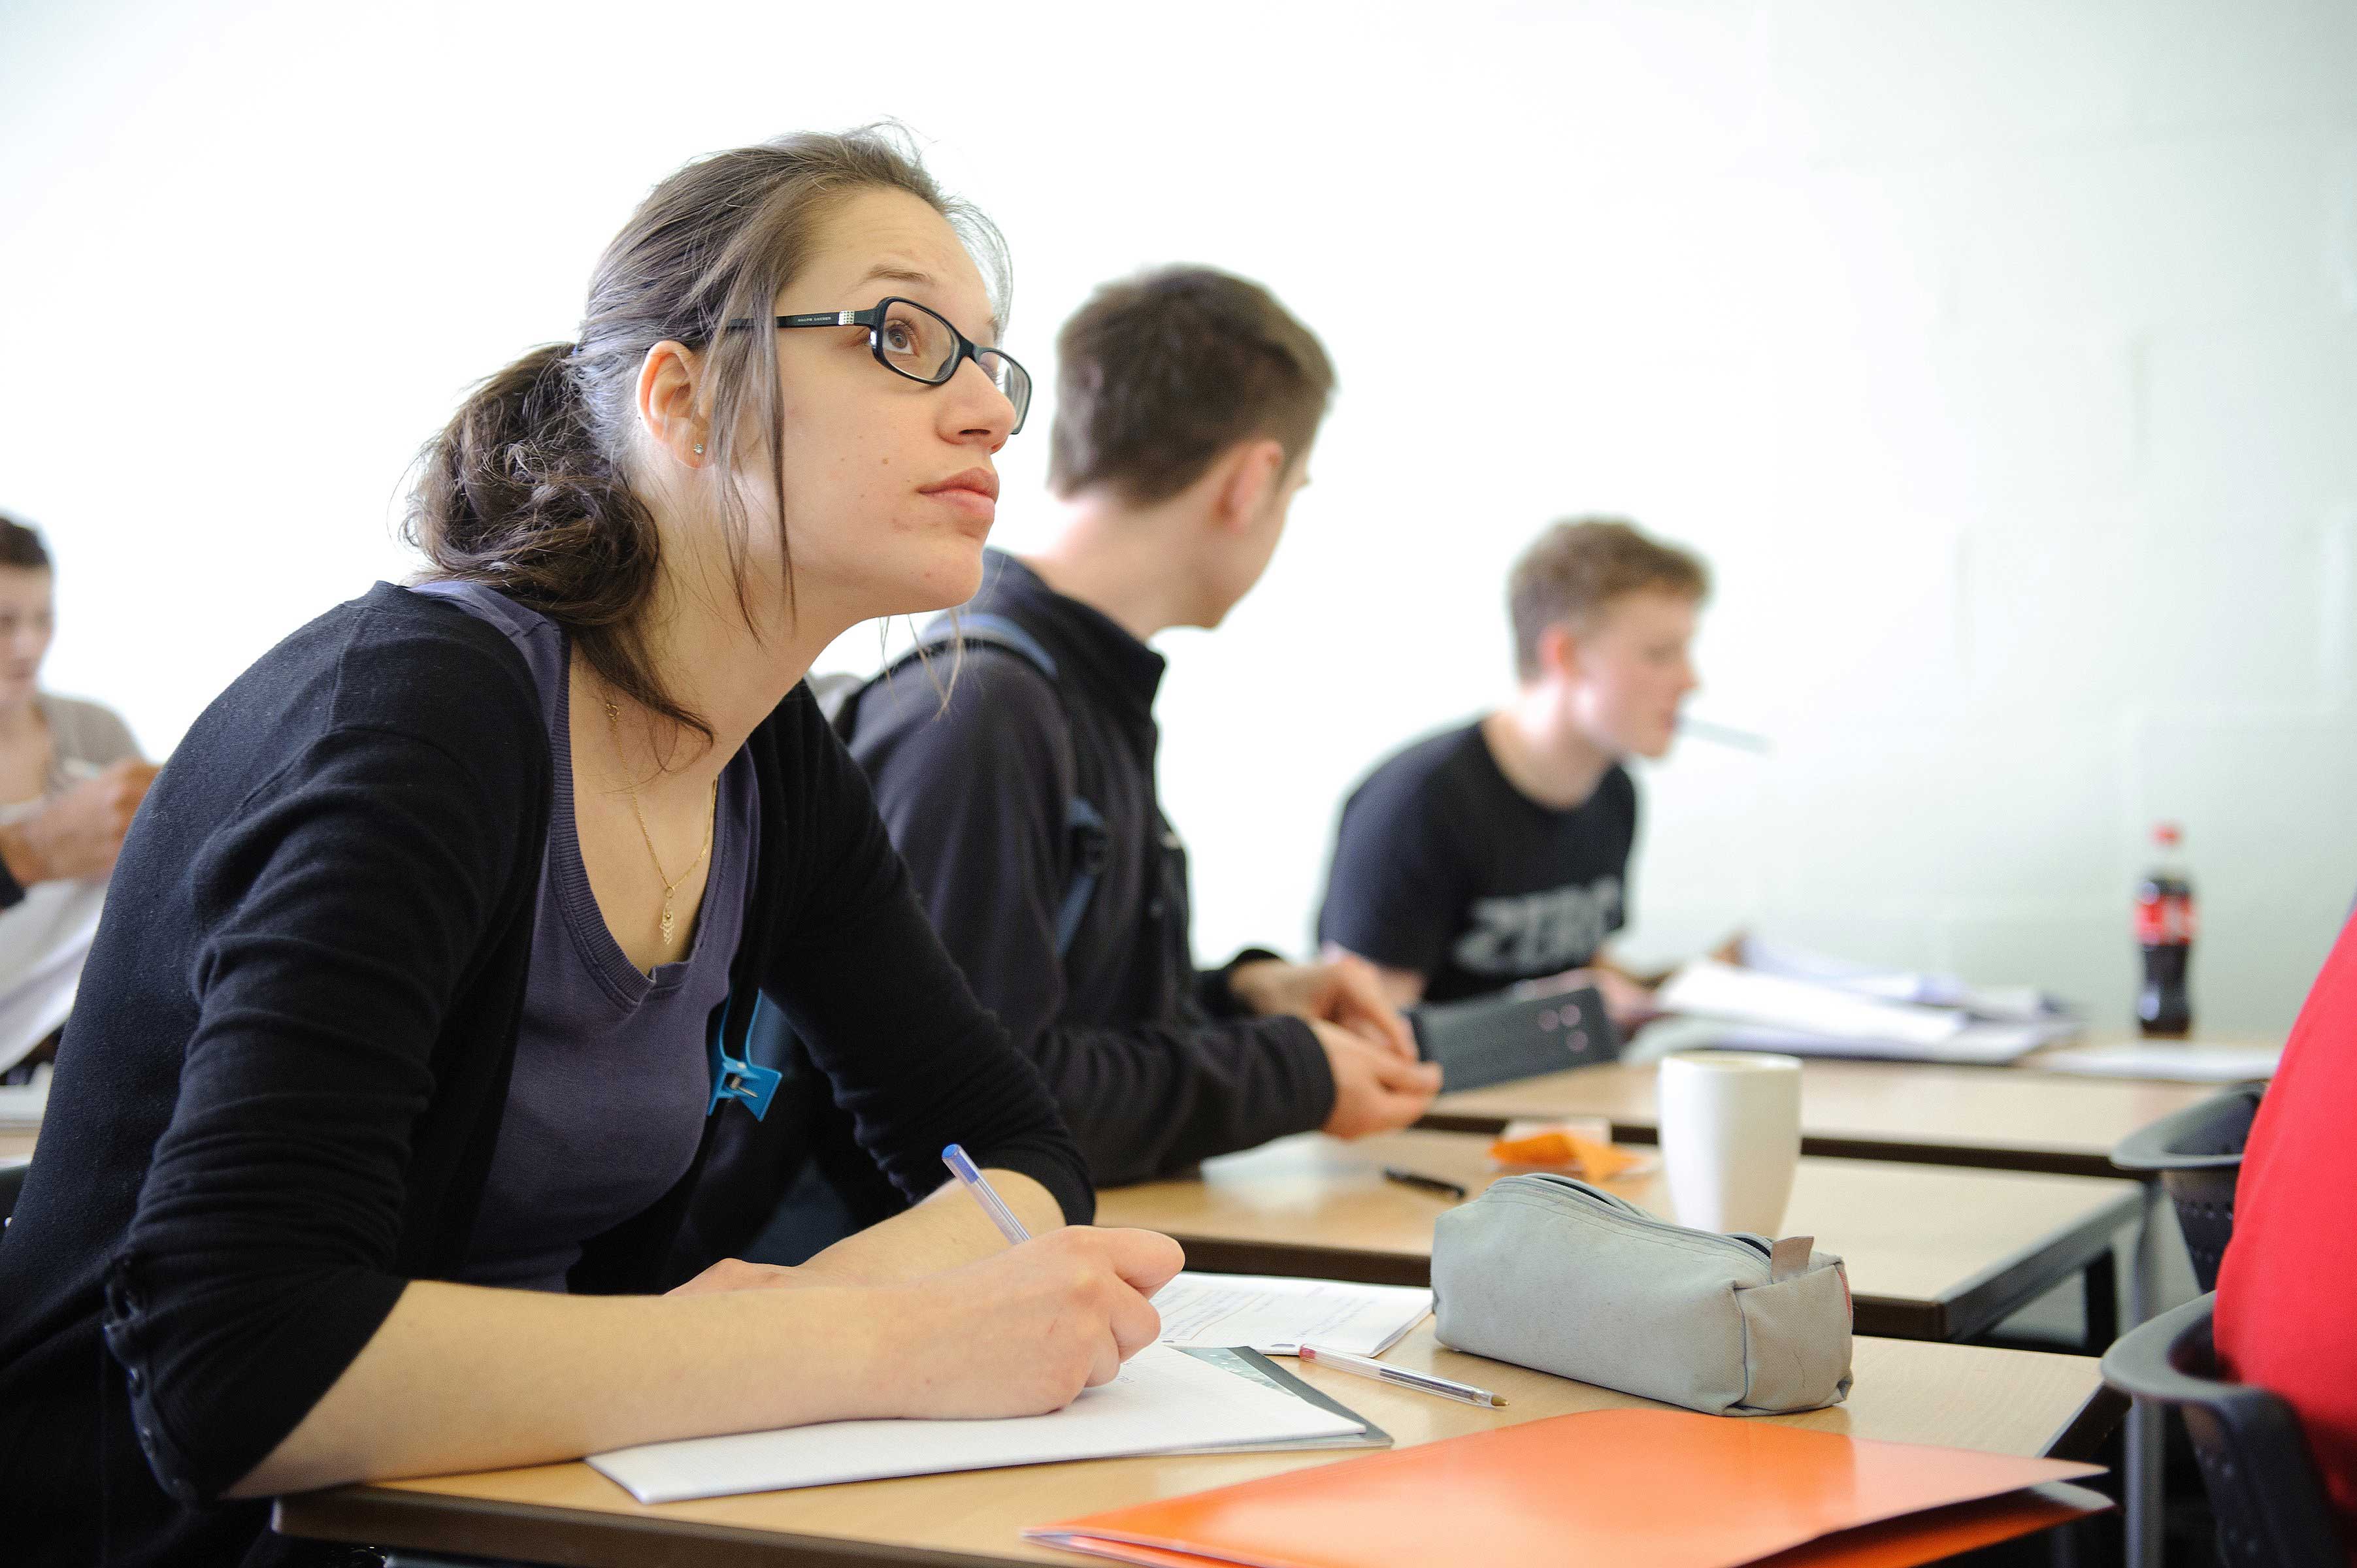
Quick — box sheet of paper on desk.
[1161,1347,1392,1453]
[0,1064,50,1128]
[587,1344,1364,1504]
[1739,937,2069,1022]
[1151,1272,1432,1356]
[1660,960,1970,1046]
[2036,1042,2281,1083]
[1707,1020,2077,1066]
[0,881,103,1077]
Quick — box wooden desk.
[1097,1130,2141,1343]
[1422,1055,2229,1179]
[276,1324,2115,1568]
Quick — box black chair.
[2110,1084,2262,1292]
[2101,1294,2346,1566]
[0,1160,25,1228]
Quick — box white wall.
[3,0,2351,1032]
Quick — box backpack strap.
[1054,796,1110,958]
[948,612,1059,681]
[835,612,1106,960]
[823,611,1059,734]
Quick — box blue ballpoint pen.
[942,1143,1032,1245]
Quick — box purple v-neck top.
[408,580,757,1290]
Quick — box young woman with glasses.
[0,131,1181,1567]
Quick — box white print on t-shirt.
[1451,877,1624,977]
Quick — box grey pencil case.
[1431,1173,1853,1415]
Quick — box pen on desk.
[1298,1345,1507,1408]
[942,1143,1032,1246]
[1381,1166,1469,1201]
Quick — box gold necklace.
[604,700,717,949]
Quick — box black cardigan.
[0,583,1092,1567]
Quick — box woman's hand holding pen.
[886,1226,1184,1418]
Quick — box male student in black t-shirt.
[842,267,1440,1189]
[1318,518,1709,1021]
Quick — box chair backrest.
[2111,1085,2262,1292]
[2100,1294,2348,1567]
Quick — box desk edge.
[1932,1186,2146,1342]
[275,1487,1045,1568]
[1418,1111,2134,1181]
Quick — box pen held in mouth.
[1677,715,1773,753]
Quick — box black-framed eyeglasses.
[763,297,1030,433]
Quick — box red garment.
[2215,910,2357,1561]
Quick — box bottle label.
[2135,892,2197,945]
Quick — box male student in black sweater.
[844,267,1440,1188]
[1319,518,1709,1020]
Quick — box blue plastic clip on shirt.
[706,992,783,1120]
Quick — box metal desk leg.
[2124,1181,2166,1568]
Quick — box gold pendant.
[660,894,676,947]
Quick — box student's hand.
[887,1226,1185,1418]
[665,1258,822,1296]
[1231,955,1419,1062]
[1313,1020,1442,1139]
[0,757,159,886]
[1538,966,1660,1028]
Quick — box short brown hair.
[1047,266,1334,504]
[1509,517,1709,679]
[0,513,50,571]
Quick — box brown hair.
[1509,517,1709,679]
[0,514,50,571]
[1046,266,1334,505]
[404,127,1005,746]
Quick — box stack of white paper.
[1696,1021,2079,1066]
[1151,1272,1431,1356]
[1662,960,1967,1044]
[1738,938,2068,1023]
[1658,958,2077,1065]
[588,1344,1364,1503]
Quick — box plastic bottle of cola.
[2135,822,2196,1038]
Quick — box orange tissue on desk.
[1487,1122,1647,1180]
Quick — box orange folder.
[1025,1409,2108,1568]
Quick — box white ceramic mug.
[1657,1050,1803,1236]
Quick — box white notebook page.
[588,1343,1363,1504]
[1152,1272,1432,1356]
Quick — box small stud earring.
[693,441,705,455]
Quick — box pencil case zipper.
[1487,1173,1776,1280]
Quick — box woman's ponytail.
[404,342,678,732]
